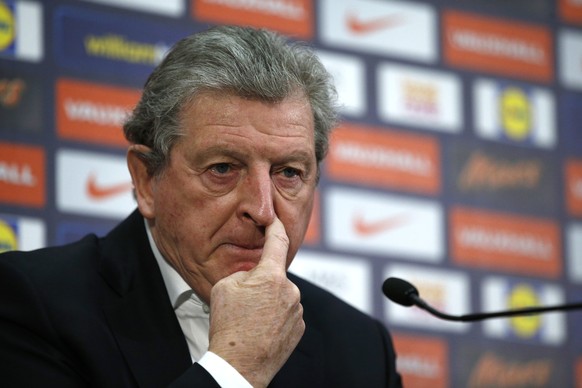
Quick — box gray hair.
[123,25,338,176]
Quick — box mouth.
[220,242,264,271]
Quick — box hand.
[207,217,305,388]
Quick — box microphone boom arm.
[384,277,582,322]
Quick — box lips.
[219,243,264,272]
[220,241,264,260]
[222,233,265,250]
[229,241,264,250]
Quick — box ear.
[127,145,156,219]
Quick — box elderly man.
[0,26,402,387]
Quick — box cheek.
[281,200,314,254]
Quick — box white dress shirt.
[145,220,252,387]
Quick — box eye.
[210,163,231,175]
[201,162,239,194]
[281,167,300,179]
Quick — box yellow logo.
[84,34,168,65]
[508,284,542,338]
[500,87,531,141]
[0,219,18,253]
[0,2,16,52]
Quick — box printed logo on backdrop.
[0,0,43,62]
[566,223,582,284]
[559,0,582,25]
[473,78,556,149]
[0,214,45,252]
[53,6,195,81]
[319,0,437,63]
[325,187,443,261]
[56,78,140,147]
[302,190,320,246]
[391,333,449,388]
[55,220,115,245]
[383,264,470,333]
[0,218,17,252]
[456,342,568,387]
[290,250,372,313]
[326,125,441,195]
[377,63,463,133]
[0,142,45,207]
[81,0,185,17]
[0,72,43,133]
[482,277,565,345]
[450,142,557,212]
[192,0,313,39]
[559,29,582,91]
[561,93,582,155]
[450,206,561,278]
[565,159,582,217]
[316,50,366,117]
[443,10,553,82]
[56,149,134,219]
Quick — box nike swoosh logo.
[353,213,409,236]
[346,12,404,34]
[86,173,133,200]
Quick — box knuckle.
[290,282,301,301]
[298,314,306,335]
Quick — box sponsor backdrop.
[1,0,581,386]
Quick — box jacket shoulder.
[0,234,100,276]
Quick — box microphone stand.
[384,277,582,322]
[409,293,582,322]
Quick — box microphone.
[382,277,582,322]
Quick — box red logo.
[559,0,582,24]
[303,190,320,245]
[0,142,45,207]
[353,213,409,236]
[192,0,314,39]
[392,332,449,387]
[346,12,404,34]
[86,173,133,200]
[566,159,582,217]
[443,10,553,82]
[56,78,139,148]
[327,124,441,195]
[450,206,561,278]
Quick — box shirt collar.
[144,218,197,309]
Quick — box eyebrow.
[193,144,315,168]
[193,145,246,163]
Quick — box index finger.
[255,217,289,275]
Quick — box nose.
[238,168,276,226]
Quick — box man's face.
[130,92,317,303]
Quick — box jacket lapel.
[99,211,192,388]
[271,272,325,387]
[270,323,325,387]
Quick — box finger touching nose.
[255,217,289,275]
[240,171,276,226]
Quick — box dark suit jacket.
[0,210,402,387]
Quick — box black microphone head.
[382,277,419,307]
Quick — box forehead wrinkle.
[202,123,313,143]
